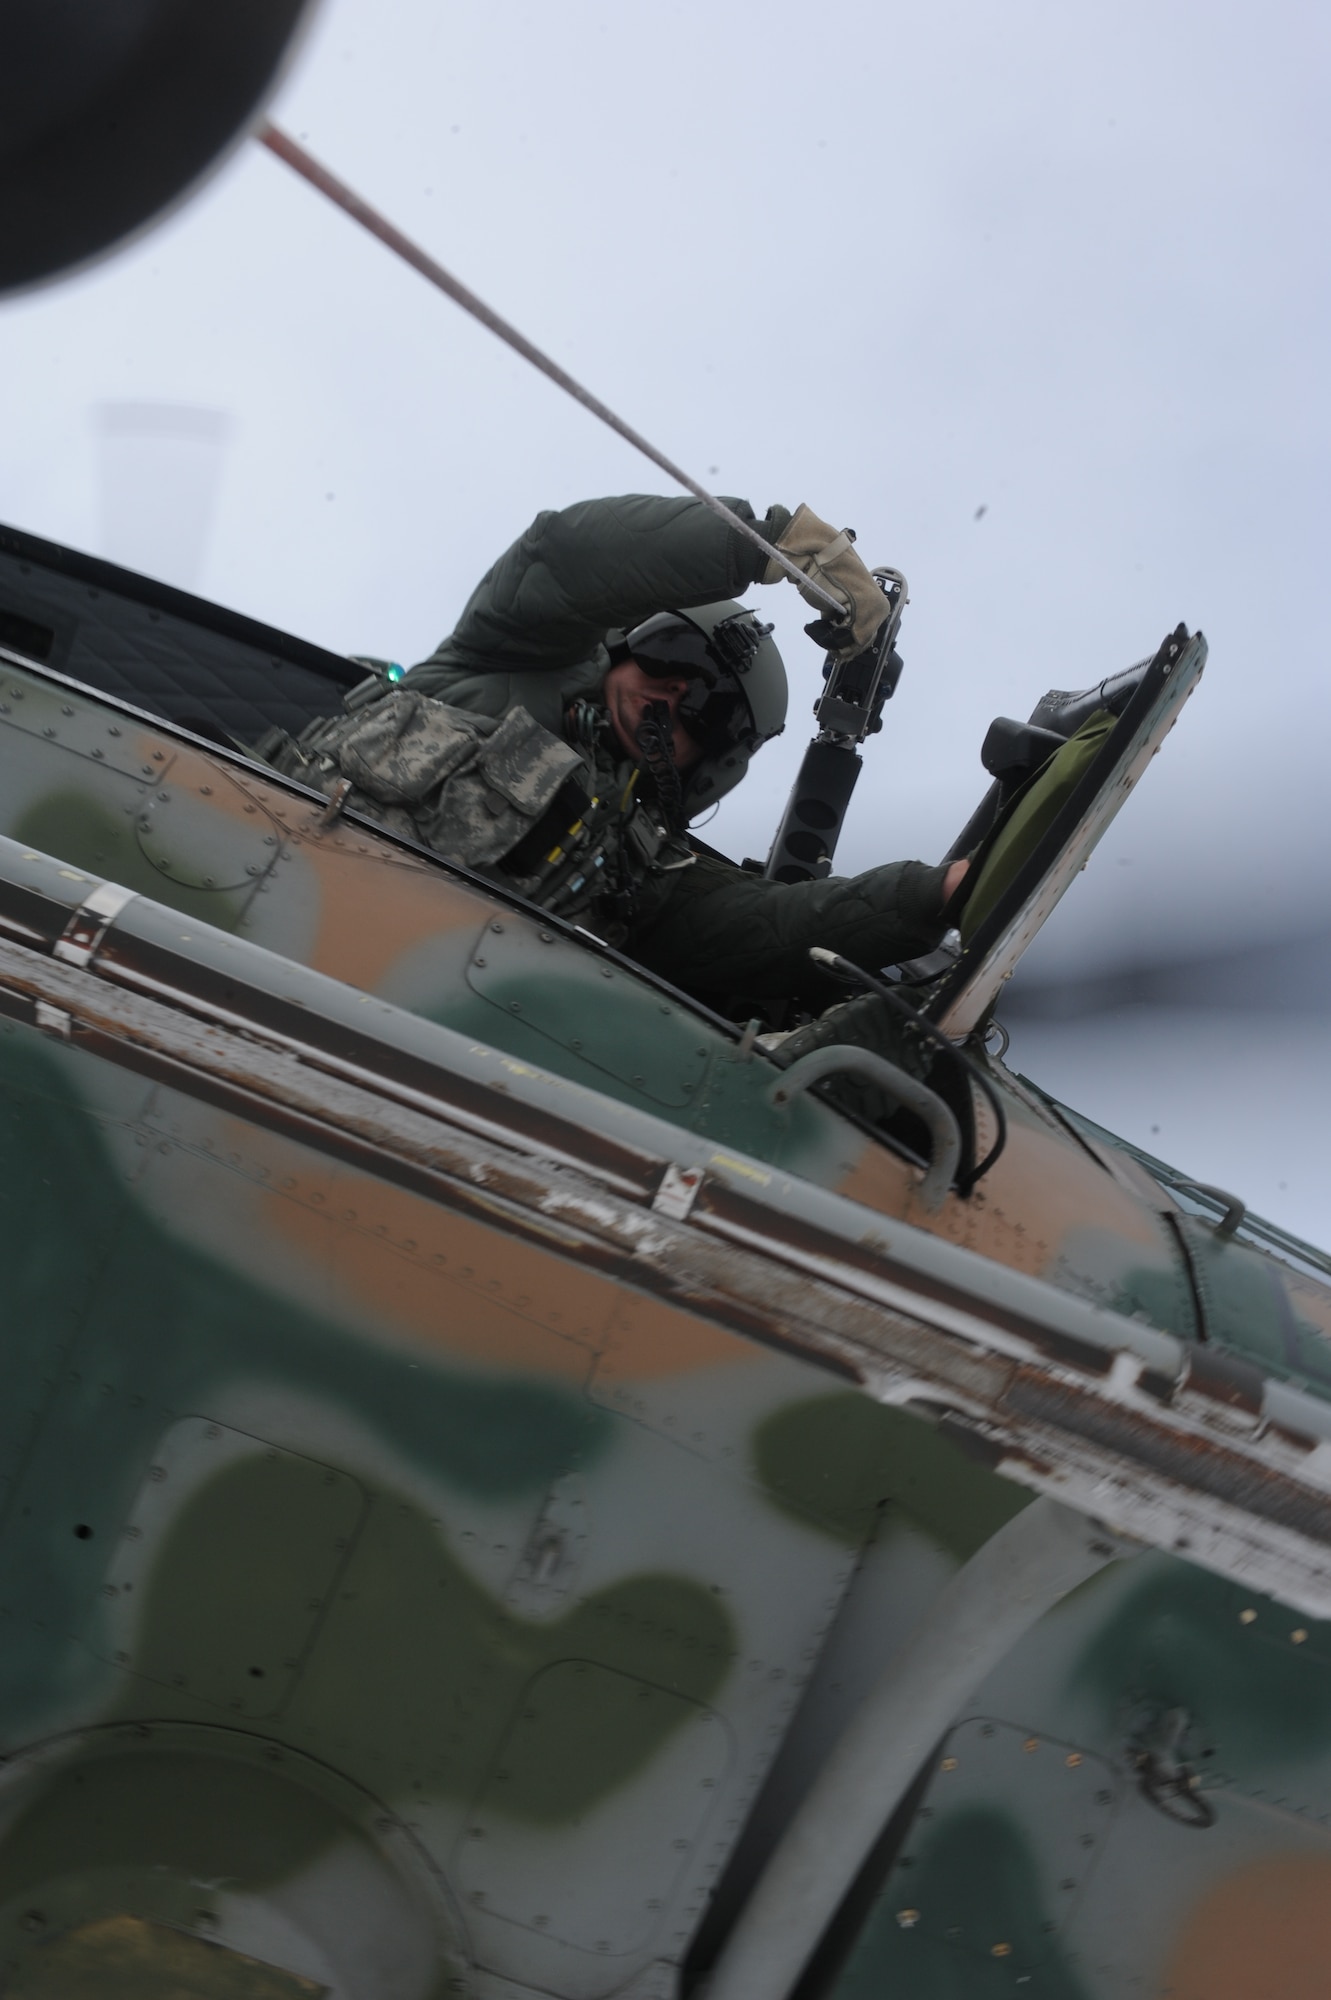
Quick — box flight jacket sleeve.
[410,494,791,689]
[628,854,954,1001]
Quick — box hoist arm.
[763,567,907,882]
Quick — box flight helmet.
[608,601,787,817]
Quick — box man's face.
[601,660,703,769]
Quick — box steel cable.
[258,123,844,619]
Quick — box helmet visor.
[625,611,760,752]
[626,612,718,686]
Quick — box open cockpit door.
[927,623,1207,1038]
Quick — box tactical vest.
[254,687,692,937]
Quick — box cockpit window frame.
[927,626,1207,1039]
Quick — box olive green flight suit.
[408,493,950,1004]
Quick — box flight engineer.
[259,494,967,1007]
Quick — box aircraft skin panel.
[3,832,1331,1612]
[0,627,1330,1995]
[848,1063,1201,1340]
[0,650,1212,1343]
[820,1540,1331,2000]
[0,1008,877,1997]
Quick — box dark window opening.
[0,605,56,662]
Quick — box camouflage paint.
[0,660,1213,1324]
[1177,1217,1331,1388]
[280,1485,732,1817]
[751,1393,1030,1558]
[13,792,248,931]
[1161,1855,1331,2000]
[0,1013,873,1993]
[0,1038,631,1738]
[4,657,1331,1995]
[1068,1562,1331,1772]
[887,1077,1200,1341]
[17,653,1331,1400]
[0,1746,371,1904]
[838,1807,1090,1999]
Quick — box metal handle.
[768,1044,961,1210]
[1175,1179,1246,1238]
[763,570,908,885]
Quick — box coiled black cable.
[635,698,685,832]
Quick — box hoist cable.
[257,121,844,619]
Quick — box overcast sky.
[3,0,1327,979]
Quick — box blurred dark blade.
[0,0,319,296]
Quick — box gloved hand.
[762,503,890,654]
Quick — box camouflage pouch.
[330,689,485,805]
[416,706,584,866]
[250,694,480,803]
[256,691,586,872]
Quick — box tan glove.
[763,502,889,654]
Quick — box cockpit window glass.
[1044,1094,1331,1290]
